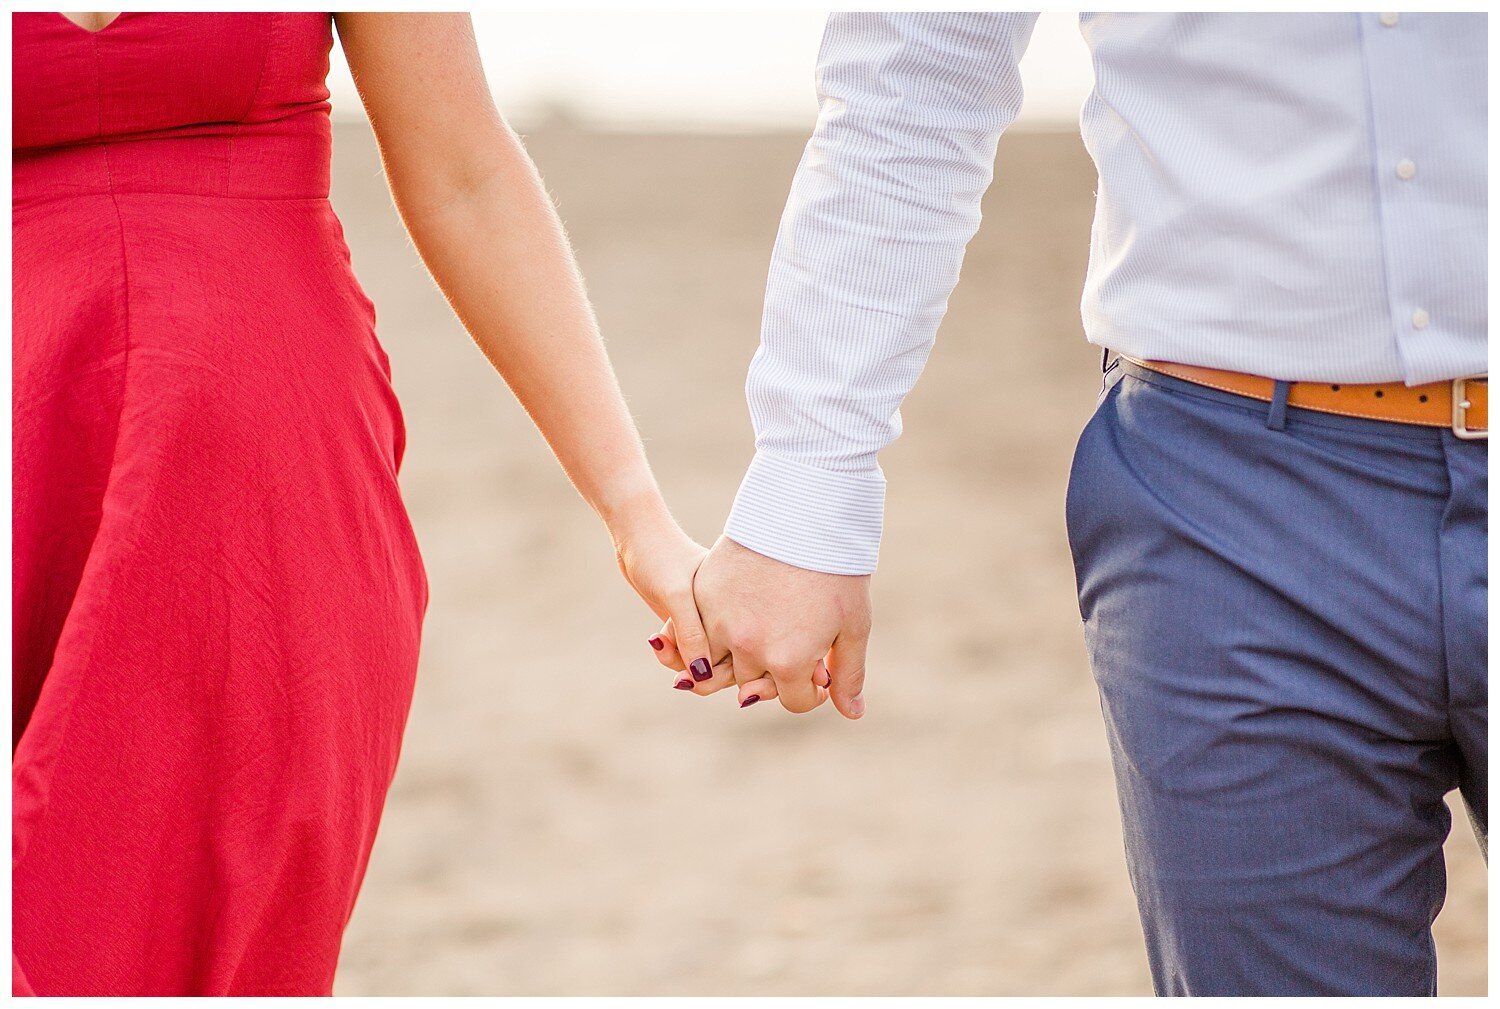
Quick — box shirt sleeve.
[723,12,1040,575]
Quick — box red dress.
[12,13,427,995]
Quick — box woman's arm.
[336,12,714,674]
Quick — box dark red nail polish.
[648,636,665,652]
[673,679,694,691]
[740,695,760,708]
[690,658,712,681]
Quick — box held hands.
[648,537,872,719]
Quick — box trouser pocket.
[1063,367,1125,617]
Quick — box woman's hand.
[606,495,715,690]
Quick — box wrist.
[596,475,678,550]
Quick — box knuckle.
[766,663,803,684]
[726,623,766,655]
[762,646,813,673]
[832,679,860,698]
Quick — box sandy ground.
[327,121,1487,996]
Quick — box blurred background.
[326,13,1487,996]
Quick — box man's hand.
[653,536,871,718]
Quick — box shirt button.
[1396,159,1417,180]
[1380,12,1400,26]
[1412,309,1430,329]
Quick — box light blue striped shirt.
[725,12,1487,575]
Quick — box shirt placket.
[1359,11,1443,384]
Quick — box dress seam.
[227,13,277,195]
[14,192,334,208]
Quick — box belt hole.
[1419,394,1429,403]
[1330,384,1341,392]
[1374,390,1385,398]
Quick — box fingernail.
[690,658,712,681]
[648,636,665,652]
[851,694,866,717]
[673,678,694,691]
[740,695,760,708]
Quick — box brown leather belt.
[1124,357,1488,439]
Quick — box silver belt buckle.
[1452,377,1487,439]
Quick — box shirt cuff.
[723,452,885,576]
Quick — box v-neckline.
[56,12,126,36]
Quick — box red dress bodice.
[13,12,337,203]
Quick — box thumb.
[668,592,714,683]
[826,631,868,720]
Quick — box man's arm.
[726,12,1038,577]
[680,14,1039,716]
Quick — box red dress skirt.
[12,13,427,995]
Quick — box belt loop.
[1097,348,1122,400]
[1266,380,1291,431]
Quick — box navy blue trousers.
[1066,362,1487,996]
